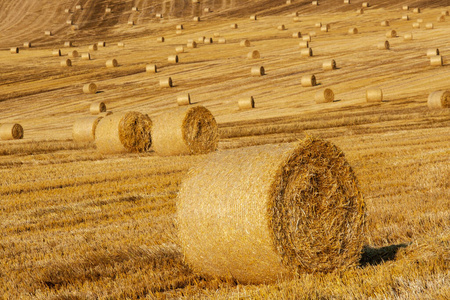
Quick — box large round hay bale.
[437,15,445,22]
[377,41,390,50]
[320,25,329,32]
[128,21,134,26]
[413,8,420,13]
[277,25,286,30]
[72,116,102,143]
[362,2,369,7]
[356,8,364,14]
[90,101,106,114]
[403,5,409,10]
[403,33,413,40]
[240,39,251,47]
[204,37,213,44]
[430,55,443,66]
[312,0,319,5]
[176,46,184,53]
[132,7,139,11]
[95,112,152,154]
[402,15,410,21]
[52,49,61,56]
[10,47,19,54]
[315,88,334,103]
[66,20,73,25]
[238,97,255,109]
[177,137,366,283]
[160,77,173,88]
[301,75,317,87]
[315,22,322,28]
[299,41,309,48]
[89,44,98,51]
[301,48,313,57]
[428,90,450,109]
[323,59,336,70]
[302,35,311,41]
[61,59,72,67]
[106,59,118,68]
[366,88,383,102]
[168,55,179,63]
[118,42,125,47]
[250,15,257,21]
[105,7,111,13]
[151,106,218,156]
[293,17,300,22]
[75,5,82,10]
[45,31,52,36]
[146,64,157,73]
[156,13,163,18]
[83,83,97,94]
[251,66,265,76]
[230,23,238,29]
[193,16,200,22]
[177,94,191,106]
[0,123,24,140]
[247,50,260,59]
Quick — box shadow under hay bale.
[360,244,409,266]
[95,112,152,154]
[151,106,218,156]
[177,137,366,284]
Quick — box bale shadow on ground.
[359,243,409,267]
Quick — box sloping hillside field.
[1,0,449,298]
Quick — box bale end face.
[428,90,450,109]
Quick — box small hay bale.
[309,31,317,37]
[66,20,73,25]
[356,8,364,14]
[377,41,390,50]
[65,8,71,13]
[362,2,369,7]
[156,13,163,18]
[177,94,191,106]
[413,8,420,13]
[168,55,179,63]
[151,106,218,156]
[301,48,313,57]
[251,66,265,76]
[250,15,257,21]
[52,49,61,56]
[301,75,317,87]
[89,44,98,51]
[64,41,72,47]
[81,53,91,60]
[403,5,409,11]
[176,24,184,30]
[315,22,322,28]
[45,31,52,36]
[146,64,157,73]
[105,8,111,13]
[425,23,434,29]
[61,59,72,67]
[240,39,251,47]
[403,33,413,40]
[286,0,292,4]
[430,55,443,66]
[197,36,205,43]
[427,49,439,57]
[90,101,106,114]
[192,0,199,3]
[417,18,423,23]
[302,35,311,41]
[292,12,299,16]
[95,112,152,154]
[381,20,390,26]
[315,88,334,103]
[71,25,79,31]
[98,41,106,47]
[23,42,31,48]
[10,47,19,54]
[230,23,238,29]
[402,15,410,20]
[299,41,309,48]
[177,137,366,283]
[320,25,329,32]
[204,7,211,12]
[160,77,173,88]
[366,88,383,102]
[323,59,336,70]
[293,17,300,22]
[238,97,255,109]
[68,50,78,58]
[193,16,200,22]
[128,21,134,26]
[106,59,118,68]
[157,37,165,43]
[428,90,450,109]
[292,32,302,38]
[277,25,286,30]
[132,7,138,12]
[187,41,197,48]
[0,123,24,140]
[218,38,226,44]
[83,83,97,94]
[247,50,260,59]
[214,32,221,37]
[75,5,82,10]
[344,0,350,3]
[412,22,420,28]
[348,27,358,34]
[312,1,319,5]
[72,116,103,143]
[204,37,213,44]
[176,46,184,53]
[442,10,449,16]
[386,30,397,38]
[437,15,445,22]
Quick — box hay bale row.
[0,123,24,140]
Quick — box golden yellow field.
[1,0,449,298]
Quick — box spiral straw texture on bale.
[72,116,103,143]
[315,88,334,103]
[83,83,97,94]
[177,137,366,283]
[0,123,24,140]
[428,91,450,109]
[95,112,152,154]
[151,106,218,156]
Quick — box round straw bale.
[157,37,165,43]
[98,41,106,47]
[197,36,205,43]
[412,22,420,28]
[377,41,390,50]
[427,90,450,109]
[90,101,106,114]
[362,2,369,7]
[320,25,329,32]
[65,8,71,13]
[437,15,445,22]
[106,59,118,68]
[292,12,299,16]
[66,20,73,25]
[61,59,72,67]
[238,97,255,109]
[240,39,251,47]
[348,27,358,34]
[250,15,257,21]
[128,21,134,26]
[299,41,309,48]
[83,83,97,94]
[366,88,383,102]
[187,41,197,48]
[81,53,90,60]
[10,47,18,54]
[386,30,397,37]
[286,0,292,4]
[251,66,265,76]
[177,137,366,283]
[64,41,72,47]
[309,31,317,37]
[176,46,184,53]
[403,33,413,40]
[247,50,260,59]
[160,77,173,88]
[293,17,300,22]
[118,42,125,47]
[301,48,313,57]
[95,112,152,154]
[45,31,52,36]
[315,88,334,103]
[402,15,410,20]
[176,24,184,30]
[430,55,443,66]
[132,7,139,11]
[301,75,317,87]
[146,64,157,73]
[356,8,364,14]
[0,123,24,140]
[302,35,311,41]
[417,18,423,23]
[312,1,319,5]
[23,42,31,48]
[156,13,163,18]
[292,32,302,38]
[277,25,286,30]
[381,20,390,26]
[230,23,238,29]
[323,59,336,70]
[71,25,79,31]
[89,44,98,51]
[68,50,78,58]
[315,22,322,28]
[193,16,200,22]
[105,8,111,13]
[218,38,226,44]
[151,106,218,156]
[76,5,82,10]
[403,5,409,10]
[427,49,439,57]
[204,38,213,44]
[52,49,61,56]
[192,0,199,3]
[204,7,211,12]
[344,0,350,3]
[425,23,434,29]
[413,8,420,13]
[177,94,191,106]
[442,10,449,16]
[72,116,102,143]
[168,55,179,63]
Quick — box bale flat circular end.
[323,59,336,70]
[247,50,260,59]
[106,59,118,68]
[238,97,255,109]
[160,77,173,88]
[315,88,335,103]
[72,116,103,143]
[240,39,251,47]
[251,66,265,76]
[90,101,106,114]
[428,90,450,109]
[301,75,317,87]
[366,88,383,102]
[83,83,98,94]
[0,123,24,140]
[377,41,390,50]
[146,64,157,73]
[177,137,366,283]
[61,59,72,67]
[430,55,443,66]
[177,94,191,106]
[168,55,179,63]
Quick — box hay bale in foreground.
[366,88,383,102]
[428,90,450,109]
[238,97,255,109]
[315,88,334,103]
[83,83,97,94]
[151,106,218,156]
[177,137,366,283]
[95,112,152,154]
[168,55,178,63]
[0,123,24,140]
[72,116,103,143]
[90,101,106,114]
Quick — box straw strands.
[95,112,152,154]
[301,75,317,87]
[251,66,265,76]
[366,88,383,102]
[106,59,118,68]
[72,116,103,143]
[146,64,157,73]
[177,94,191,106]
[427,90,450,109]
[0,123,24,140]
[90,101,106,114]
[238,97,255,109]
[177,137,366,283]
[151,106,218,156]
[315,88,335,103]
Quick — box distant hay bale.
[428,90,450,109]
[10,47,18,54]
[403,5,409,10]
[90,101,106,114]
[412,22,420,28]
[302,35,311,41]
[177,137,366,283]
[197,36,205,43]
[299,41,309,48]
[417,18,423,23]
[403,33,413,40]
[292,32,302,38]
[292,12,299,16]
[168,55,179,63]
[323,59,336,70]
[413,8,420,13]
[277,25,286,30]
[157,37,165,43]
[45,31,52,36]
[356,8,364,14]
[430,55,443,66]
[362,2,369,7]
[176,46,184,53]
[240,39,251,47]
[106,59,118,68]
[204,7,211,12]
[146,64,157,73]
[98,41,106,47]
[193,16,200,22]
[176,24,184,30]
[293,17,300,22]
[151,106,218,156]
[156,13,163,18]
[214,32,221,37]
[64,41,72,47]
[247,50,260,59]
[312,1,319,5]
[301,48,313,57]
[366,88,383,102]
[66,20,73,25]
[204,37,213,44]
[301,75,317,87]
[315,22,322,28]
[381,20,390,26]
[320,25,329,32]
[187,41,197,48]
[72,116,102,143]
[218,38,226,44]
[128,21,134,26]
[348,27,358,34]
[238,97,255,109]
[177,94,191,106]
[0,123,24,140]
[61,59,72,67]
[344,0,350,3]
[95,112,152,154]
[442,10,449,16]
[386,30,397,37]
[192,0,199,3]
[315,88,334,103]
[83,83,97,94]
[75,5,82,10]
[286,0,292,4]
[251,66,265,76]
[160,77,173,88]
[71,25,79,31]
[437,15,445,22]
[230,23,238,29]
[23,42,31,48]
[402,15,410,20]
[89,44,98,51]
[425,23,434,29]
[65,8,71,13]
[52,49,61,56]
[427,49,439,57]
[377,41,390,50]
[309,31,317,37]
[68,50,78,58]
[81,53,90,60]
[132,7,138,12]
[105,8,111,13]
[250,15,257,21]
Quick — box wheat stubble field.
[0,0,449,299]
